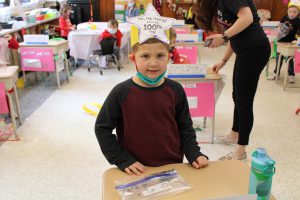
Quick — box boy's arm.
[175,84,208,163]
[94,87,137,171]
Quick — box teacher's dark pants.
[232,40,270,145]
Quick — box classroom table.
[102,160,276,200]
[276,42,300,91]
[170,70,224,143]
[69,22,131,62]
[0,66,22,140]
[19,40,69,88]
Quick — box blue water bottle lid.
[252,148,275,175]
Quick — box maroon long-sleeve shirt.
[95,78,207,171]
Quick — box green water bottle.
[249,148,275,200]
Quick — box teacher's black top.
[217,0,267,51]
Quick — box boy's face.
[134,43,169,79]
[288,7,299,19]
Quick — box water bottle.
[249,148,275,200]
[197,29,203,42]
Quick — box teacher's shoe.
[288,75,295,83]
[219,152,247,161]
[214,135,238,145]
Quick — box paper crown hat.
[127,3,175,47]
[289,0,300,8]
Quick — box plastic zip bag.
[115,169,190,200]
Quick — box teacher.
[195,0,270,160]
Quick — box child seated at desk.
[100,19,123,66]
[95,4,208,175]
[267,5,300,83]
[0,27,19,67]
[169,28,191,64]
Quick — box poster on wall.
[115,0,153,21]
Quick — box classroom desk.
[176,42,204,64]
[0,66,22,140]
[276,42,300,91]
[19,40,69,88]
[170,71,223,143]
[102,160,276,200]
[69,22,131,63]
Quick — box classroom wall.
[253,0,288,21]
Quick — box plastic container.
[249,148,275,200]
[197,29,203,42]
[27,15,37,23]
[36,15,44,21]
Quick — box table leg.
[6,92,18,140]
[22,71,27,87]
[55,59,60,88]
[283,57,293,91]
[275,54,282,83]
[203,117,207,128]
[65,58,69,83]
[197,46,201,64]
[13,85,22,125]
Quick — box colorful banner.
[294,50,300,73]
[0,83,9,114]
[176,46,198,64]
[20,47,55,72]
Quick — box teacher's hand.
[212,60,226,74]
[206,34,225,48]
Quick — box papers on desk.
[167,64,207,78]
[203,194,257,200]
[24,34,49,45]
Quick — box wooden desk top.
[0,66,19,78]
[102,160,276,200]
[277,42,300,48]
[176,41,205,46]
[19,40,68,47]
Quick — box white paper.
[203,194,257,200]
[141,182,172,197]
[167,64,207,76]
[187,97,198,109]
[24,34,49,44]
[176,33,198,42]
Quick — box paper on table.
[203,194,257,200]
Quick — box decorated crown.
[127,3,175,47]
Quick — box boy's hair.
[132,38,170,53]
[288,5,300,11]
[61,4,71,15]
[108,19,119,28]
[169,28,177,39]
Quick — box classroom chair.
[88,37,121,75]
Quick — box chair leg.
[88,54,94,72]
[112,54,120,71]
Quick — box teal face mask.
[136,71,166,86]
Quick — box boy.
[169,28,181,64]
[268,5,300,83]
[100,19,123,65]
[95,4,208,175]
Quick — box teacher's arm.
[212,41,234,74]
[207,7,253,48]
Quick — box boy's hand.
[125,162,146,176]
[192,156,209,169]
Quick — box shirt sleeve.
[94,85,137,171]
[222,0,249,15]
[174,83,208,163]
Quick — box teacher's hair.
[194,0,219,32]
